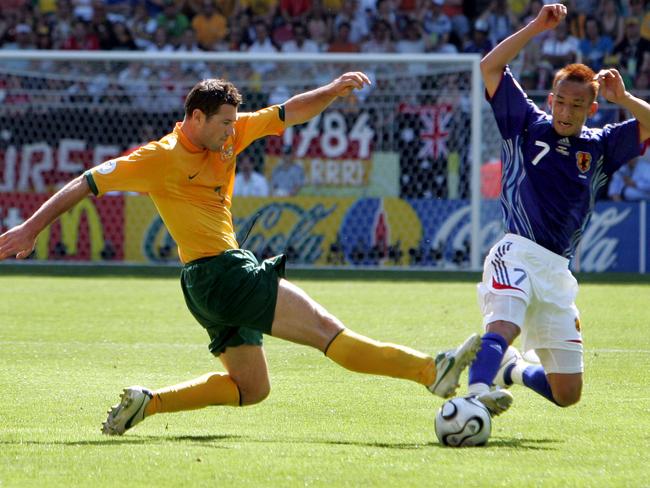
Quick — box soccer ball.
[435,396,492,447]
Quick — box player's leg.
[504,348,582,406]
[271,278,480,398]
[469,237,532,415]
[102,344,267,436]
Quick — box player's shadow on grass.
[0,434,242,448]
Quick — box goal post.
[0,50,496,270]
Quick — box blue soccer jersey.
[488,67,642,257]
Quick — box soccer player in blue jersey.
[468,3,650,416]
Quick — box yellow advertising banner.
[123,195,423,265]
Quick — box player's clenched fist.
[330,72,371,97]
[531,3,567,33]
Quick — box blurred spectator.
[271,145,305,196]
[279,0,313,25]
[282,21,320,52]
[234,156,270,197]
[478,0,517,46]
[247,20,278,74]
[627,0,647,26]
[111,22,138,50]
[463,17,492,56]
[35,22,54,50]
[145,25,175,52]
[597,0,624,45]
[61,20,100,50]
[395,19,428,55]
[221,21,250,51]
[306,13,330,50]
[372,0,398,36]
[334,0,369,44]
[151,0,190,42]
[327,21,360,51]
[361,19,395,52]
[608,155,650,201]
[540,20,579,70]
[612,17,650,80]
[1,23,34,70]
[238,0,278,23]
[579,16,613,71]
[421,0,452,44]
[191,0,228,49]
[126,2,151,48]
[90,3,118,50]
[442,0,470,40]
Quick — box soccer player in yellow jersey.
[0,72,481,436]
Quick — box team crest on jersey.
[575,151,592,173]
[221,144,234,161]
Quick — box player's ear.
[588,100,598,117]
[547,92,554,110]
[191,108,205,123]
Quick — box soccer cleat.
[429,333,482,398]
[101,386,153,436]
[493,346,523,389]
[476,389,514,417]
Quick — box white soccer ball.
[435,396,492,447]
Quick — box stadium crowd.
[1,0,650,89]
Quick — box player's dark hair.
[552,64,599,102]
[184,79,242,119]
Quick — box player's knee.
[239,381,271,406]
[552,384,582,407]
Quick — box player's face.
[200,104,237,151]
[549,80,597,137]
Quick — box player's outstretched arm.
[0,175,91,260]
[596,68,650,142]
[283,72,371,127]
[481,3,566,97]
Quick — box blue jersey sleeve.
[601,119,642,175]
[487,67,548,139]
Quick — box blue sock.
[522,365,557,404]
[468,332,509,387]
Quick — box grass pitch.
[1,271,649,487]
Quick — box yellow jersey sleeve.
[233,105,286,155]
[84,142,168,196]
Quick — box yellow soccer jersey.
[85,105,285,263]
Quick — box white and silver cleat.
[101,386,153,436]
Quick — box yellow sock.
[325,329,436,386]
[144,372,240,416]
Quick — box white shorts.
[477,234,583,373]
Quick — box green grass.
[1,274,649,487]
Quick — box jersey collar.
[174,122,205,154]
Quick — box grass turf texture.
[1,273,649,487]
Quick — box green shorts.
[180,249,286,356]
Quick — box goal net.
[0,50,501,269]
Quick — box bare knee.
[551,382,582,407]
[237,379,271,406]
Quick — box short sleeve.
[602,119,642,175]
[487,67,548,140]
[84,142,167,196]
[233,105,285,155]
